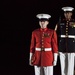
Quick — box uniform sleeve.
[51,30,58,53]
[30,32,36,53]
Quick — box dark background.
[0,0,75,75]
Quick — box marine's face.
[39,21,49,29]
[64,12,72,20]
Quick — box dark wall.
[0,0,75,75]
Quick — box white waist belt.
[60,35,75,38]
[35,48,52,51]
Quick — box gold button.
[42,40,43,41]
[66,28,68,30]
[42,36,44,38]
[42,43,44,44]
[66,25,68,27]
[42,46,44,47]
[66,35,68,36]
[42,34,44,36]
[66,31,68,32]
[66,23,68,25]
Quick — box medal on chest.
[44,33,50,37]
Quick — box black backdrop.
[0,0,75,75]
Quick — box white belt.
[35,48,52,51]
[60,35,75,38]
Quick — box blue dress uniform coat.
[57,19,75,52]
[30,28,58,66]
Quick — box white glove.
[53,60,57,66]
[29,60,33,66]
[29,53,33,66]
[53,53,58,66]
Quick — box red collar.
[40,28,48,31]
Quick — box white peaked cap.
[36,14,51,19]
[62,6,74,12]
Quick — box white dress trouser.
[34,66,53,75]
[59,52,75,75]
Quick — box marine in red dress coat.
[29,14,58,67]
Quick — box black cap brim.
[39,18,49,21]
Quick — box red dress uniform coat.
[30,28,58,66]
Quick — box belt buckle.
[66,35,68,38]
[41,48,45,51]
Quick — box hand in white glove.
[29,53,33,66]
[53,53,58,66]
[29,60,33,66]
[53,60,57,66]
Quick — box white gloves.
[53,61,57,66]
[53,53,58,66]
[29,53,33,66]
